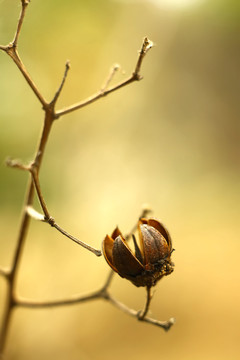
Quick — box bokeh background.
[0,0,239,359]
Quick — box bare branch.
[50,61,71,106]
[12,0,30,47]
[52,223,102,257]
[16,290,103,308]
[26,204,102,256]
[55,37,153,119]
[6,153,101,256]
[6,48,48,108]
[5,158,29,171]
[29,163,102,256]
[101,64,120,92]
[0,1,47,108]
[143,315,176,331]
[106,293,175,331]
[14,285,174,331]
[133,37,153,79]
[0,1,159,353]
[30,165,51,220]
[138,286,152,320]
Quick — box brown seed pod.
[102,218,174,287]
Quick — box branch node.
[47,216,55,227]
[31,151,42,169]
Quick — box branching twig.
[0,0,157,355]
[6,158,102,256]
[106,293,175,331]
[14,290,175,331]
[54,37,153,119]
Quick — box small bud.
[102,218,174,287]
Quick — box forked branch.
[54,37,153,118]
[6,158,101,256]
[13,268,175,331]
[0,0,171,357]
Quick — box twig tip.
[143,37,154,52]
[95,250,102,257]
[66,60,71,69]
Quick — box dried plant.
[0,0,175,356]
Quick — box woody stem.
[138,286,152,320]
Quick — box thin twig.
[5,158,28,171]
[138,286,152,320]
[12,0,30,47]
[30,166,51,220]
[55,37,153,119]
[101,64,120,92]
[51,61,71,106]
[30,168,102,256]
[106,293,175,331]
[16,290,103,308]
[52,223,102,257]
[12,282,174,331]
[6,157,102,256]
[133,37,153,78]
[0,0,47,109]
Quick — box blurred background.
[0,0,239,359]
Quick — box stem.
[17,290,102,308]
[106,293,175,331]
[101,64,120,92]
[12,0,30,47]
[51,61,71,106]
[138,286,152,320]
[6,48,47,108]
[52,223,102,257]
[0,113,53,353]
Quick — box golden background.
[0,0,239,359]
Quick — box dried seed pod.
[102,218,174,287]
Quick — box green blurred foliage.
[0,0,239,359]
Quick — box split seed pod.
[102,218,174,287]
